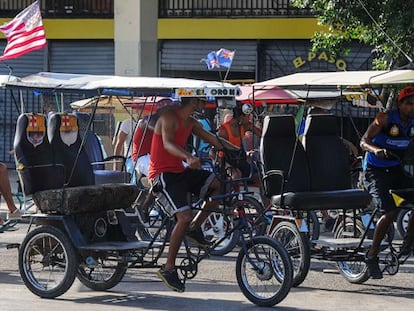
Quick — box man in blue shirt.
[361,86,414,279]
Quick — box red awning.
[236,85,298,106]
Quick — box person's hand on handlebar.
[186,154,201,169]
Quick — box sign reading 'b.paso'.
[292,50,347,71]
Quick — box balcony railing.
[158,0,314,18]
[0,1,312,19]
[0,0,113,18]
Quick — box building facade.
[0,0,374,166]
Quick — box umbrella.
[236,85,298,106]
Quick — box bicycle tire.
[270,221,310,287]
[19,225,78,298]
[397,209,412,238]
[236,236,293,307]
[77,259,127,291]
[334,221,370,284]
[203,211,240,256]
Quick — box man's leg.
[189,178,221,229]
[156,209,191,293]
[165,209,192,271]
[0,163,18,214]
[367,210,396,257]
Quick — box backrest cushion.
[303,114,351,190]
[48,113,95,187]
[14,113,64,194]
[260,115,310,196]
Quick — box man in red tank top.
[148,96,238,293]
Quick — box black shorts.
[151,168,216,217]
[363,165,413,212]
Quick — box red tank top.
[220,122,245,148]
[148,112,193,180]
[131,126,153,161]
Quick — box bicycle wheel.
[233,196,267,242]
[136,201,171,242]
[236,236,293,307]
[334,221,370,284]
[19,225,78,298]
[202,211,240,256]
[77,258,127,291]
[270,221,310,287]
[397,209,412,238]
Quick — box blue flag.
[204,51,219,70]
[216,48,235,68]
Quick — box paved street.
[1,169,414,310]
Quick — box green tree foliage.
[293,0,414,69]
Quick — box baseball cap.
[398,86,414,102]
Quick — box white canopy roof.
[5,72,240,98]
[0,75,18,87]
[254,70,414,88]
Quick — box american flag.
[0,1,47,61]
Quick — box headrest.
[25,113,47,147]
[262,115,296,139]
[48,113,79,147]
[304,114,338,136]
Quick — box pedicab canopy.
[5,72,241,100]
[253,70,414,88]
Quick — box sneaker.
[7,209,23,220]
[156,265,185,293]
[365,255,383,279]
[186,227,213,247]
[399,237,414,257]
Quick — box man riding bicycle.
[361,86,414,279]
[148,96,239,292]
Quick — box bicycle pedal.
[6,243,20,249]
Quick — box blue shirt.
[364,110,414,168]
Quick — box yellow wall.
[158,18,321,39]
[0,19,113,39]
[1,17,319,40]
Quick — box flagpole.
[0,60,14,78]
[222,49,235,82]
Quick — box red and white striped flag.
[0,1,47,61]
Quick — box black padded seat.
[271,189,372,211]
[33,183,139,215]
[48,112,95,187]
[260,115,311,197]
[260,114,372,212]
[74,112,129,184]
[14,113,65,195]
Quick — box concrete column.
[114,0,158,76]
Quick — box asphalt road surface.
[1,223,414,311]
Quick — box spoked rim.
[240,242,289,301]
[202,212,235,249]
[22,232,71,293]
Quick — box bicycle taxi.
[251,70,414,287]
[5,72,293,307]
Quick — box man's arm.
[193,120,239,150]
[360,112,389,158]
